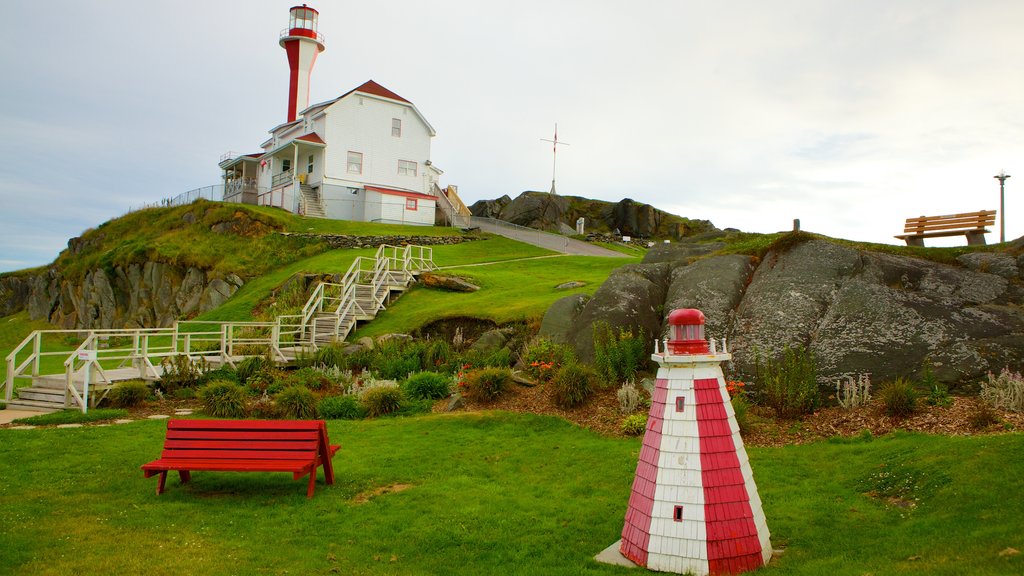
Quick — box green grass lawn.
[355,253,639,337]
[0,413,1020,575]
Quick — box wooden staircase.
[299,184,327,218]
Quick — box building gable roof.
[300,79,435,136]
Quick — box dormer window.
[392,118,402,137]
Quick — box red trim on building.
[287,28,318,39]
[694,378,764,575]
[364,186,435,201]
[619,378,668,567]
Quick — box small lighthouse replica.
[618,309,771,574]
[280,4,326,122]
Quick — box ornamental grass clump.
[463,367,512,402]
[275,385,317,419]
[313,343,348,369]
[402,371,452,400]
[835,374,872,409]
[317,395,365,420]
[754,344,820,418]
[551,362,595,409]
[360,385,404,417]
[200,380,247,418]
[878,378,918,418]
[107,380,150,408]
[980,368,1024,412]
[617,381,643,414]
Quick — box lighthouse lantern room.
[614,308,772,575]
[280,4,326,122]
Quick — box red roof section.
[352,80,411,103]
[295,132,325,144]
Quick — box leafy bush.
[878,378,918,418]
[593,322,647,385]
[835,374,872,409]
[236,356,274,385]
[754,345,820,418]
[245,370,285,397]
[318,395,365,420]
[285,367,332,391]
[314,343,348,369]
[522,338,573,382]
[422,339,455,371]
[249,394,278,419]
[980,368,1024,412]
[403,372,452,400]
[551,362,595,409]
[463,367,512,402]
[361,385,404,417]
[731,394,752,434]
[200,380,247,418]
[920,364,951,407]
[617,381,643,414]
[159,355,208,393]
[621,413,647,436]
[275,385,317,419]
[106,380,150,408]
[369,339,425,380]
[345,347,375,372]
[172,387,196,400]
[200,366,239,385]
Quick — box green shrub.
[980,368,1024,412]
[522,338,574,383]
[754,345,820,418]
[464,367,512,402]
[403,372,452,400]
[621,413,647,436]
[969,401,999,430]
[375,355,421,380]
[200,366,239,385]
[200,380,247,418]
[551,362,595,409]
[879,378,918,418]
[159,354,207,393]
[732,394,752,434]
[921,364,951,407]
[275,385,317,419]
[593,322,648,386]
[317,395,365,420]
[245,370,285,397]
[107,380,150,408]
[361,386,404,417]
[285,367,332,391]
[422,339,455,371]
[314,344,348,369]
[172,387,196,400]
[345,347,375,372]
[236,356,274,385]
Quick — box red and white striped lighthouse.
[618,309,771,575]
[280,4,326,122]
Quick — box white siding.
[321,94,432,193]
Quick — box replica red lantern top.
[667,308,709,354]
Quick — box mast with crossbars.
[541,123,570,194]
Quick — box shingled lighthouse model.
[619,309,771,575]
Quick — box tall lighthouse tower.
[280,4,325,122]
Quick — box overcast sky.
[2,0,1023,272]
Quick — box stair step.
[17,388,66,402]
[6,398,65,412]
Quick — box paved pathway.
[471,217,629,258]
[0,409,48,425]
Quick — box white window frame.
[392,118,402,137]
[398,159,417,177]
[347,151,363,175]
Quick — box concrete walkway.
[471,217,629,258]
[0,408,48,425]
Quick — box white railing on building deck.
[271,170,294,188]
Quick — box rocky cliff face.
[541,235,1024,389]
[469,191,716,239]
[14,263,243,329]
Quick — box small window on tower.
[392,118,402,137]
[673,506,684,522]
[675,396,685,412]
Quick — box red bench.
[141,419,340,498]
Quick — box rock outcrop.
[12,263,243,329]
[469,191,716,239]
[542,235,1024,389]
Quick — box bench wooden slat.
[903,221,992,234]
[163,439,320,451]
[142,419,340,498]
[895,209,996,246]
[904,209,995,223]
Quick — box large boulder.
[538,293,591,344]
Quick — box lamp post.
[994,170,1010,243]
